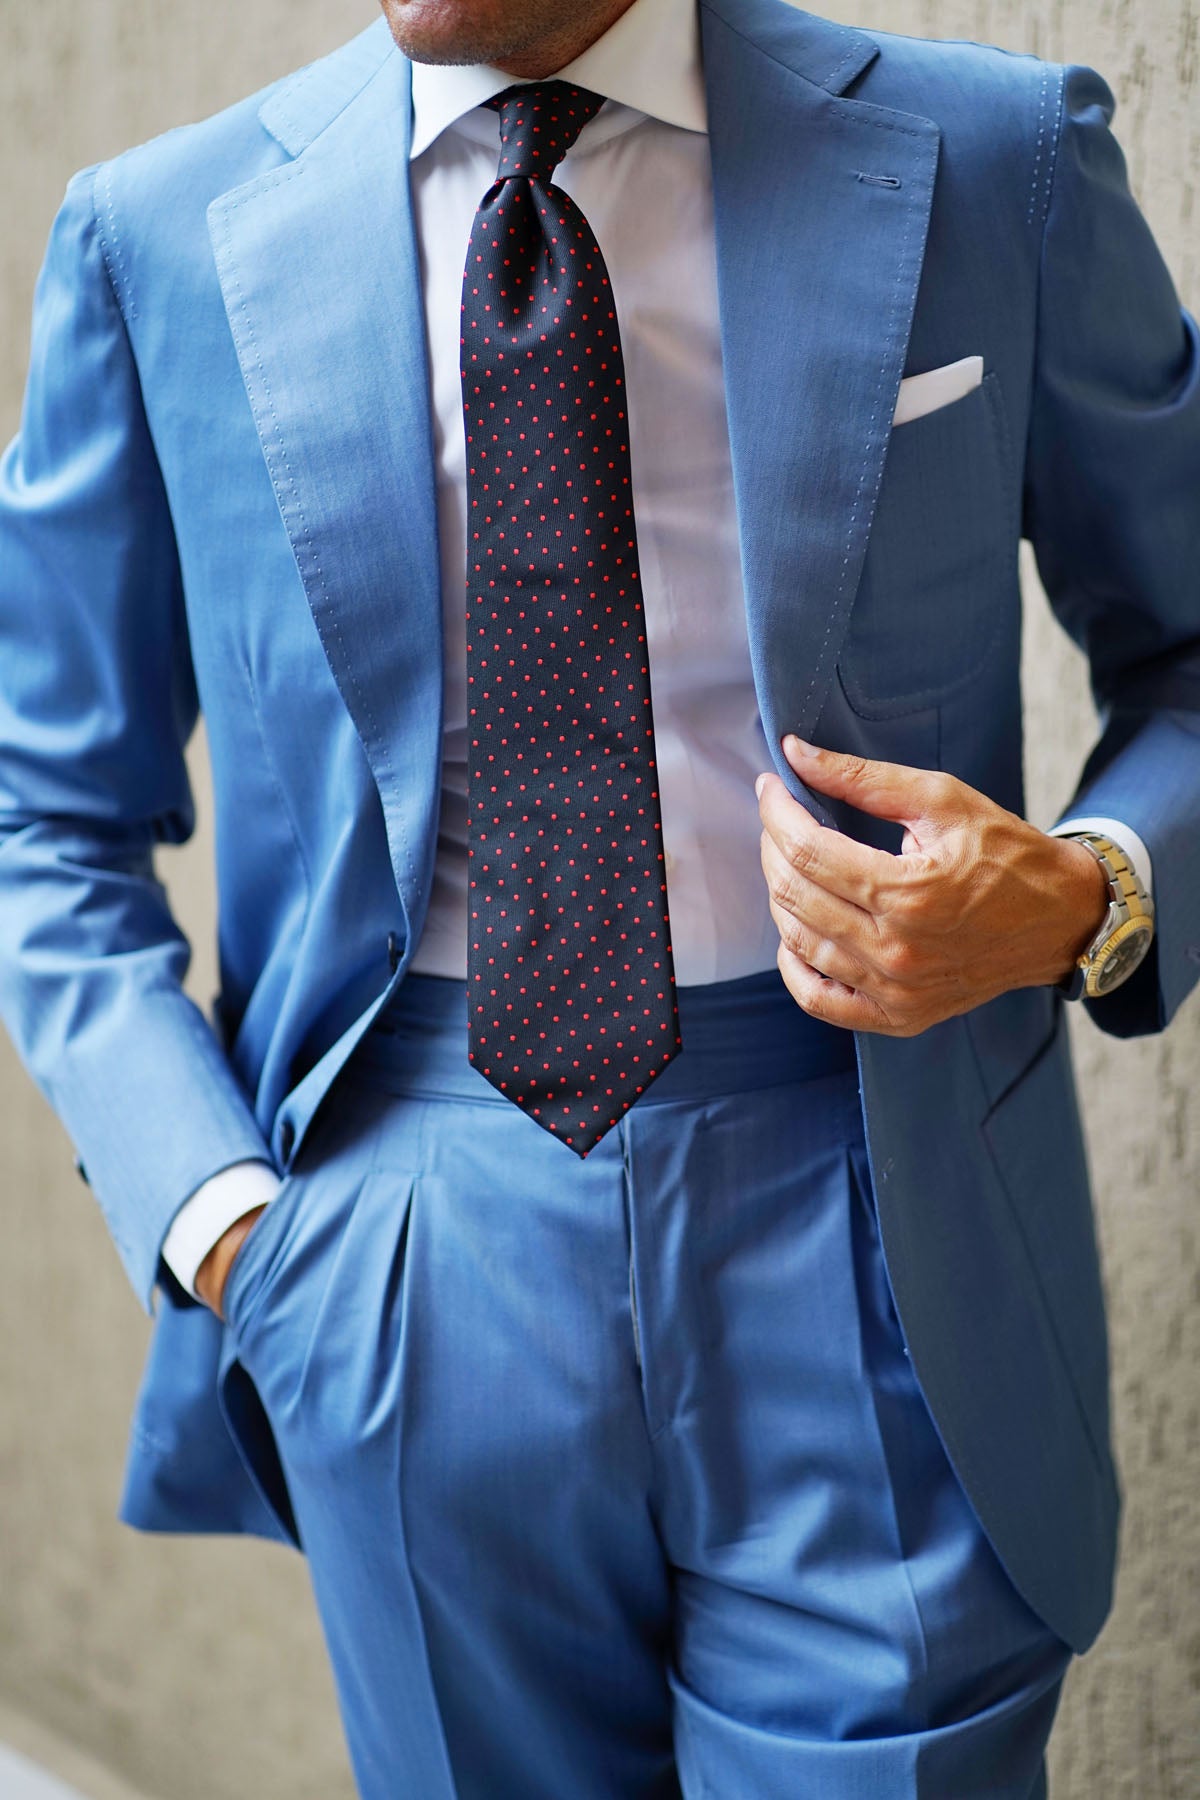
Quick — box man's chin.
[378,0,533,68]
[386,38,497,67]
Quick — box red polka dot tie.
[461,81,681,1155]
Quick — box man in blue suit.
[1,0,1196,1791]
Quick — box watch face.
[1091,922,1154,997]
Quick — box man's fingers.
[781,734,954,829]
[776,944,933,1037]
[776,944,893,1033]
[760,829,879,957]
[767,892,869,990]
[757,770,895,909]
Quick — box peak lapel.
[208,47,441,930]
[702,0,940,812]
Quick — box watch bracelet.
[1056,831,1153,1000]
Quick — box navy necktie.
[460,81,681,1155]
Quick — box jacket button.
[279,1119,295,1164]
[387,931,402,973]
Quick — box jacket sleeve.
[1023,64,1200,1036]
[0,168,273,1308]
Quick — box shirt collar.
[408,0,706,160]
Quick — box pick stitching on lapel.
[701,0,940,819]
[208,43,443,937]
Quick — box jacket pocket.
[839,372,1018,717]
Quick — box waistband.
[348,969,857,1106]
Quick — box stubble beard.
[378,0,633,72]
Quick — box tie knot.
[488,81,606,183]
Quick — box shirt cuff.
[160,1160,283,1299]
[1049,816,1154,900]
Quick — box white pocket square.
[893,354,984,426]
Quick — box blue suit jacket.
[1,0,1198,1652]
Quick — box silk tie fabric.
[460,81,681,1155]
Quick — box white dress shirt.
[161,0,1149,1296]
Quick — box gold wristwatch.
[1058,832,1155,1000]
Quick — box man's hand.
[195,1206,268,1319]
[757,736,1110,1036]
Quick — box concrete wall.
[0,2,1196,1796]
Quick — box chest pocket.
[837,371,1018,718]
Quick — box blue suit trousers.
[219,972,1070,1797]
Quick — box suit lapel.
[701,0,940,810]
[208,39,441,930]
[209,2,941,891]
